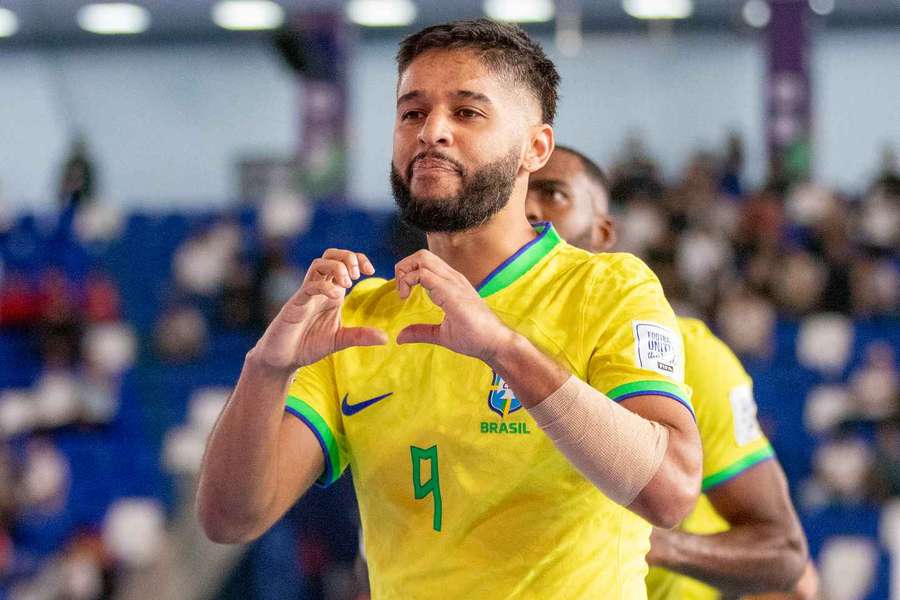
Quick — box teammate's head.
[525,145,616,252]
[391,19,559,233]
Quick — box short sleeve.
[584,254,693,417]
[285,355,348,486]
[681,320,774,491]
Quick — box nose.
[525,193,543,224]
[417,112,453,148]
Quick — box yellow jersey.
[646,317,775,600]
[286,224,692,599]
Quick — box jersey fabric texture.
[646,317,775,600]
[286,223,691,600]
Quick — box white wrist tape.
[528,375,669,506]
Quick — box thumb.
[335,327,389,352]
[396,323,442,346]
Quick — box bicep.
[705,458,795,527]
[621,393,703,525]
[621,393,699,450]
[260,414,326,533]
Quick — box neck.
[425,179,536,288]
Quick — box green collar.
[476,222,562,298]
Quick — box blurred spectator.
[154,305,209,363]
[57,137,97,210]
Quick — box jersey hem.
[701,444,775,491]
[285,396,341,487]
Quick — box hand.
[646,527,674,568]
[251,249,388,373]
[394,250,514,362]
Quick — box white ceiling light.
[0,8,19,38]
[346,0,417,27]
[809,0,835,16]
[742,0,771,28]
[212,0,284,31]
[484,0,555,23]
[622,0,693,20]
[77,3,150,35]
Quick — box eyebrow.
[397,89,494,107]
[529,179,569,190]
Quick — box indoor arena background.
[0,1,898,598]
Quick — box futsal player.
[198,20,702,598]
[526,145,819,599]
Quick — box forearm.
[651,523,807,594]
[197,350,292,542]
[487,331,570,408]
[489,332,699,526]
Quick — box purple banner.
[282,10,349,200]
[767,0,812,183]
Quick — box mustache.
[406,151,465,181]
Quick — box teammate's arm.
[647,458,809,594]
[197,250,387,544]
[394,250,701,527]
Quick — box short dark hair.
[396,19,560,125]
[554,145,610,192]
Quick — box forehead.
[399,49,501,95]
[532,150,586,183]
[397,49,538,117]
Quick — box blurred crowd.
[0,134,897,599]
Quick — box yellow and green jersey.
[646,317,775,600]
[285,224,693,599]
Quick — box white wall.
[814,30,900,192]
[1,29,898,210]
[0,42,298,209]
[348,31,767,208]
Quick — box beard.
[390,147,520,233]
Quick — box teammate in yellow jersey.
[526,145,819,599]
[198,19,703,599]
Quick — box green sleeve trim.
[702,444,775,491]
[285,395,342,486]
[606,380,693,417]
[607,379,685,401]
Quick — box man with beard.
[526,145,818,600]
[198,20,701,598]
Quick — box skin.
[196,48,702,546]
[526,148,816,598]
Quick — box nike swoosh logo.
[341,392,394,416]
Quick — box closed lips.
[414,158,460,172]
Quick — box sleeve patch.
[632,321,684,382]
[729,384,763,446]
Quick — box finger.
[300,279,344,301]
[323,248,361,279]
[335,327,389,352]
[395,249,453,280]
[397,323,442,346]
[398,266,441,294]
[356,253,375,276]
[395,264,411,299]
[309,258,352,287]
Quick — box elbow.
[644,483,698,529]
[774,528,810,591]
[631,470,700,528]
[196,491,263,545]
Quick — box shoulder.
[677,317,715,348]
[551,245,657,286]
[678,317,741,369]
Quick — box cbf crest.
[487,371,522,418]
